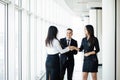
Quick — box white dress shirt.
[46,39,70,55]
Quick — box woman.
[76,25,100,80]
[45,26,75,80]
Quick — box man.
[60,28,78,80]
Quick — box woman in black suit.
[76,25,100,80]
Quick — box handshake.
[68,46,79,51]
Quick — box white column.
[89,7,102,65]
[117,0,120,79]
[102,0,115,80]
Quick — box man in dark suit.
[60,28,78,80]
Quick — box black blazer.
[60,38,78,61]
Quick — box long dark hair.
[85,25,95,45]
[45,26,58,46]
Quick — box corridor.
[0,0,120,80]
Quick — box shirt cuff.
[66,47,70,51]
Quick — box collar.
[66,37,72,41]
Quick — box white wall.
[89,9,102,64]
[102,0,115,80]
[97,10,102,65]
[90,9,97,36]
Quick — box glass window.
[36,18,42,79]
[15,9,19,80]
[36,0,42,17]
[40,21,49,73]
[30,0,35,13]
[22,11,30,80]
[22,0,29,10]
[0,3,5,80]
[15,0,18,5]
[30,15,36,80]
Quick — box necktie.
[67,40,70,46]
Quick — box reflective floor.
[41,67,102,80]
[42,53,102,80]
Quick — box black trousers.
[46,54,60,80]
[60,59,74,80]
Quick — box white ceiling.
[64,0,102,17]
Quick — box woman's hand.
[84,53,90,57]
[84,51,96,57]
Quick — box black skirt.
[82,55,98,72]
[46,54,60,80]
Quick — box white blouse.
[46,39,70,55]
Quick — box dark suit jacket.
[60,38,78,63]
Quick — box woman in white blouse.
[45,26,75,80]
